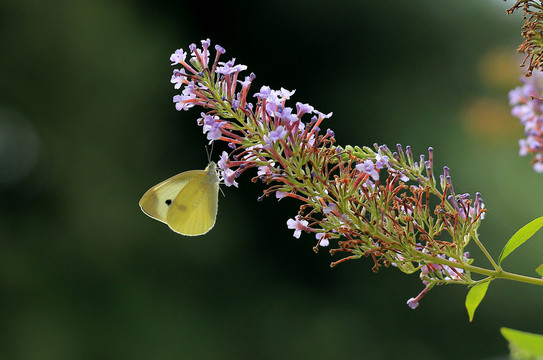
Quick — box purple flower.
[171,69,187,89]
[173,82,201,111]
[214,44,226,54]
[509,87,525,106]
[202,115,227,142]
[253,87,296,116]
[356,160,380,181]
[222,168,239,187]
[443,263,463,280]
[218,151,229,170]
[216,58,247,75]
[238,75,253,89]
[316,232,329,247]
[170,49,187,65]
[375,151,390,169]
[306,133,316,147]
[406,297,419,309]
[264,92,283,114]
[196,38,211,67]
[510,71,543,174]
[276,191,286,200]
[296,102,314,118]
[278,88,295,99]
[201,114,215,128]
[173,93,196,111]
[254,86,272,100]
[450,193,485,221]
[287,215,308,238]
[275,107,298,124]
[313,110,333,120]
[257,163,275,177]
[265,126,287,145]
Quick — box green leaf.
[536,264,543,278]
[501,327,543,358]
[499,216,543,265]
[465,281,490,322]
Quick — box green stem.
[471,231,500,271]
[415,251,543,286]
[496,270,543,286]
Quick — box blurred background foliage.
[0,0,541,359]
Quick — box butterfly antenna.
[216,164,226,198]
[205,143,215,163]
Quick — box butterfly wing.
[139,170,206,225]
[165,171,219,236]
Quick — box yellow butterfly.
[139,162,220,236]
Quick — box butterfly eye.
[165,199,172,206]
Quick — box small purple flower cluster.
[168,39,487,308]
[509,71,543,173]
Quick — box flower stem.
[415,251,543,286]
[471,231,500,271]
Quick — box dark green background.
[1,0,541,359]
